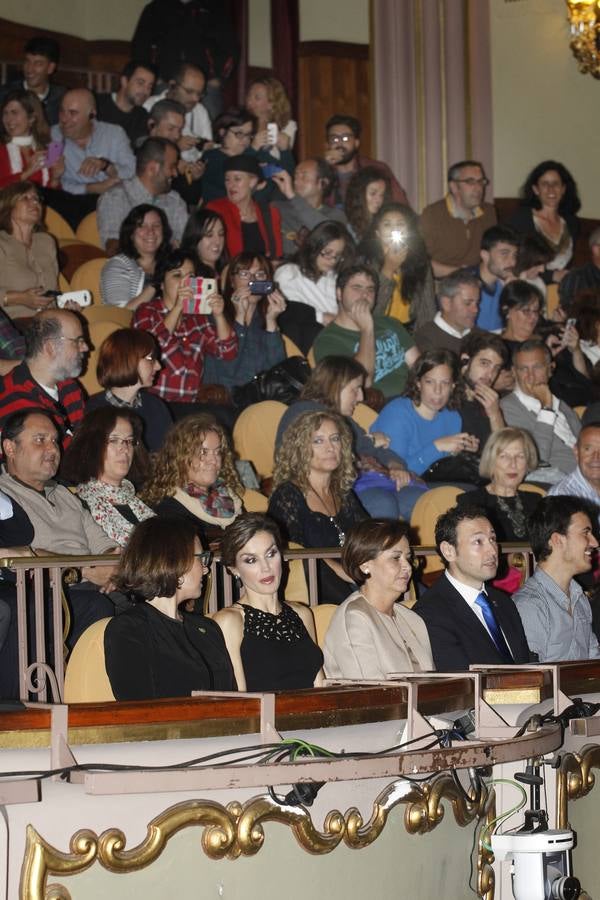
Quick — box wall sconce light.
[565,0,600,77]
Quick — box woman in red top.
[206,155,282,260]
[0,89,63,190]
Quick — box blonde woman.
[142,414,243,544]
[246,76,296,152]
[456,427,540,541]
[267,410,368,604]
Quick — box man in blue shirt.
[470,225,519,331]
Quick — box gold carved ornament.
[20,775,496,900]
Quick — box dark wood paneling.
[298,41,371,161]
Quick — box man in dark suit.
[413,505,531,670]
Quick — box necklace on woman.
[308,482,345,546]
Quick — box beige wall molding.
[20,774,496,899]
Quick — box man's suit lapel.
[443,580,505,662]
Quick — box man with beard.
[0,311,88,449]
[96,60,157,146]
[469,225,519,331]
[413,505,531,670]
[458,331,508,447]
[514,496,600,661]
[324,115,408,207]
[97,137,186,253]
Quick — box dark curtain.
[270,0,299,116]
[224,0,249,109]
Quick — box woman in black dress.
[106,516,235,700]
[214,513,323,691]
[268,410,368,604]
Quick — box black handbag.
[422,451,484,486]
[231,356,311,409]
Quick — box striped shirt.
[0,362,84,448]
[132,298,237,403]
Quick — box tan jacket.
[323,591,434,679]
[0,230,59,319]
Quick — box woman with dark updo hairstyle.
[103,516,236,700]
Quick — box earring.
[361,568,370,576]
[177,577,184,588]
[234,574,241,586]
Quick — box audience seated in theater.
[549,423,600,525]
[324,519,433,679]
[324,114,408,208]
[413,504,532,670]
[268,410,368,605]
[276,356,423,521]
[0,181,58,319]
[62,407,154,545]
[206,155,283,259]
[144,63,212,158]
[372,349,479,479]
[180,208,227,278]
[0,409,118,648]
[96,60,156,147]
[132,0,237,120]
[271,158,347,257]
[49,88,135,228]
[507,288,594,409]
[509,161,581,286]
[469,225,519,332]
[344,166,392,243]
[85,328,172,453]
[132,249,237,422]
[214,513,323,691]
[100,204,171,309]
[203,252,286,400]
[515,234,553,303]
[0,310,87,448]
[201,108,257,203]
[0,90,63,191]
[356,202,436,330]
[106,516,235,700]
[276,221,355,325]
[143,98,203,208]
[246,77,297,153]
[458,331,508,447]
[141,413,243,545]
[559,228,600,315]
[456,427,540,541]
[514,496,600,661]
[313,264,418,400]
[419,160,497,278]
[0,307,25,375]
[0,37,65,126]
[571,292,600,374]
[414,269,481,355]
[500,340,580,484]
[97,137,186,254]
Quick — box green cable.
[480,779,528,852]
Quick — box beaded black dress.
[237,602,323,691]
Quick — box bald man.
[51,88,135,198]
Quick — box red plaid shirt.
[0,362,84,449]
[133,298,238,403]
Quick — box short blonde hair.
[479,427,538,480]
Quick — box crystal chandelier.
[565,0,600,77]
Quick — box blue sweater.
[372,397,461,474]
[203,315,285,389]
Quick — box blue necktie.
[475,591,513,662]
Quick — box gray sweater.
[499,393,580,474]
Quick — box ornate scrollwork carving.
[20,776,497,899]
[557,742,600,829]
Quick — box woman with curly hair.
[509,160,582,284]
[61,407,154,547]
[344,166,392,242]
[245,76,297,152]
[268,410,367,604]
[142,413,243,544]
[372,349,479,476]
[275,220,355,324]
[356,202,436,330]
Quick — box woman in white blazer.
[324,519,433,679]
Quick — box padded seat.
[63,618,115,702]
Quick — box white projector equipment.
[492,829,580,900]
